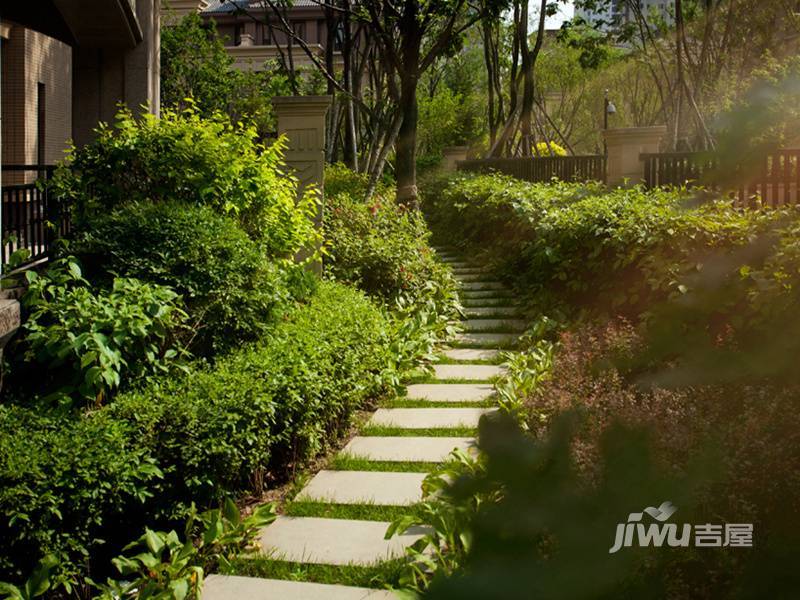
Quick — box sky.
[545,1,575,30]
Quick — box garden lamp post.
[603,90,617,156]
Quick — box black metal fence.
[457,155,607,184]
[2,165,70,267]
[642,150,800,208]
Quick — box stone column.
[603,126,667,187]
[271,95,332,275]
[442,146,469,171]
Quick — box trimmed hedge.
[422,173,777,316]
[0,282,392,583]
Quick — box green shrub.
[422,172,776,316]
[324,165,458,311]
[52,106,319,258]
[0,282,393,588]
[10,256,187,405]
[72,201,301,355]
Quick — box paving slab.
[407,382,495,400]
[464,318,527,332]
[455,332,519,347]
[459,281,506,291]
[454,273,490,282]
[203,575,395,600]
[464,306,521,317]
[369,407,494,428]
[430,365,505,381]
[445,262,473,269]
[441,348,501,361]
[342,436,475,462]
[461,298,518,307]
[296,470,426,505]
[258,517,428,565]
[460,290,514,299]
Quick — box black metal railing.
[642,150,800,208]
[457,155,607,184]
[2,165,70,267]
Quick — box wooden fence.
[642,150,800,208]
[2,165,70,267]
[457,155,607,184]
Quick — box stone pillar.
[603,126,667,187]
[442,146,469,171]
[271,95,332,275]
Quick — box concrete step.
[203,575,395,600]
[454,332,519,347]
[461,298,519,308]
[460,290,514,299]
[440,348,501,361]
[463,306,522,318]
[454,273,491,282]
[368,407,494,429]
[342,436,475,462]
[430,365,505,381]
[296,470,426,506]
[463,318,526,332]
[257,517,428,565]
[406,382,495,400]
[459,281,507,291]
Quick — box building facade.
[1,0,161,182]
[576,0,673,29]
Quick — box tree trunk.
[395,71,419,207]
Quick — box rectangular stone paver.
[455,273,489,282]
[464,318,526,332]
[430,365,505,381]
[461,298,517,308]
[369,407,494,428]
[459,281,506,291]
[455,332,519,347]
[296,470,426,506]
[460,290,513,299]
[342,436,475,462]
[203,575,396,600]
[441,348,501,361]
[464,306,521,317]
[257,517,428,565]
[407,382,495,400]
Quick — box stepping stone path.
[204,246,523,600]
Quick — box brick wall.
[1,25,72,183]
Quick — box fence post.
[603,126,667,187]
[271,95,332,275]
[442,146,469,171]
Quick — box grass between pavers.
[433,354,506,366]
[284,500,425,522]
[459,299,519,308]
[329,455,443,472]
[451,339,519,350]
[227,556,407,589]
[462,311,524,319]
[463,324,526,334]
[384,398,494,409]
[361,425,479,437]
[403,374,501,385]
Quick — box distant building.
[162,0,343,71]
[576,0,673,29]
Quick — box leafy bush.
[324,164,459,312]
[10,256,187,405]
[0,282,394,589]
[52,106,319,257]
[422,172,776,316]
[72,201,301,355]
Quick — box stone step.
[407,382,495,400]
[257,517,428,565]
[445,262,473,269]
[203,575,395,600]
[369,407,494,428]
[459,281,506,291]
[461,298,519,308]
[441,348,501,361]
[296,470,426,506]
[454,273,490,282]
[460,290,514,299]
[454,332,519,347]
[430,365,505,381]
[463,306,522,317]
[463,318,526,332]
[342,436,475,462]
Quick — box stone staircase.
[203,246,524,599]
